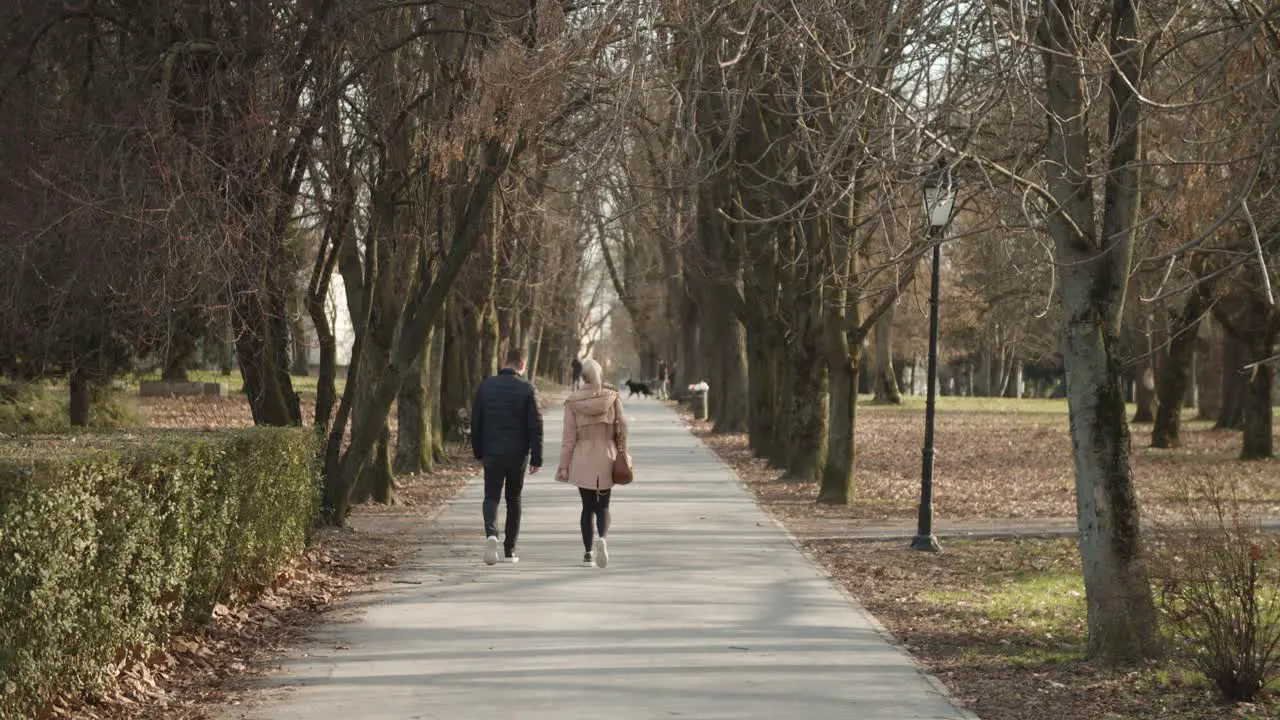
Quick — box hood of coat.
[566,386,618,419]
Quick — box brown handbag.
[611,418,633,485]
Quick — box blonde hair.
[580,358,603,389]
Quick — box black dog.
[625,379,653,398]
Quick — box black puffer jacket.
[471,369,543,466]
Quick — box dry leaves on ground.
[680,399,1280,719]
[684,402,1280,522]
[138,396,324,430]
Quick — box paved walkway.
[240,400,970,720]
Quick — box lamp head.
[922,159,958,229]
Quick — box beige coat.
[556,386,629,490]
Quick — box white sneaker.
[593,537,609,569]
[502,552,519,565]
[583,552,595,567]
[483,536,500,566]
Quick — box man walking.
[571,356,583,390]
[471,346,543,565]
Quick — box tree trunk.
[746,325,779,459]
[873,305,902,404]
[1217,332,1247,429]
[1040,0,1157,662]
[291,316,311,377]
[702,191,749,433]
[478,227,502,377]
[819,335,857,504]
[1184,349,1198,409]
[677,291,699,394]
[1197,320,1221,420]
[697,285,719,405]
[1003,361,1023,398]
[1060,306,1157,661]
[324,52,425,506]
[784,324,827,482]
[394,328,433,474]
[325,145,512,524]
[233,292,301,426]
[338,174,413,506]
[712,311,749,434]
[994,346,1008,398]
[1132,362,1156,423]
[309,287,339,431]
[744,247,786,465]
[742,211,783,460]
[1152,290,1205,448]
[351,356,397,508]
[977,349,992,396]
[769,342,795,468]
[496,304,514,363]
[162,309,202,383]
[161,356,191,383]
[353,425,396,505]
[69,369,90,427]
[1241,331,1276,460]
[207,306,235,375]
[441,305,472,441]
[480,300,500,377]
[528,323,544,382]
[428,312,448,465]
[372,430,395,503]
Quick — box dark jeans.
[579,487,612,552]
[483,455,527,553]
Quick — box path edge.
[674,409,982,720]
[209,469,484,719]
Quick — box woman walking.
[556,359,629,568]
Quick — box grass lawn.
[11,369,568,434]
[4,372,342,433]
[807,537,1280,719]
[124,369,345,398]
[866,393,1280,417]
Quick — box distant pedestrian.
[571,356,583,390]
[471,345,543,565]
[556,358,629,568]
[657,360,668,399]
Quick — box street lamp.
[911,159,958,553]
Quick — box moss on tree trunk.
[784,330,827,482]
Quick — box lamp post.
[911,160,958,553]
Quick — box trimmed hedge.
[0,428,318,716]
